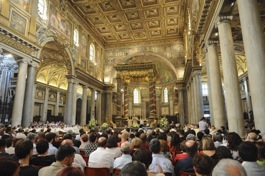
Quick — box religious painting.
[10,10,27,35]
[49,4,71,41]
[81,59,86,69]
[11,0,30,12]
[81,35,87,56]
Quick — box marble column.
[218,17,244,136]
[124,84,129,117]
[128,94,133,117]
[71,82,77,125]
[156,94,161,118]
[22,63,37,127]
[55,91,60,116]
[42,87,49,122]
[178,87,185,125]
[207,43,226,129]
[96,92,102,124]
[205,50,214,124]
[149,74,157,118]
[80,86,87,125]
[187,84,192,124]
[116,77,122,115]
[90,89,95,120]
[142,100,146,119]
[237,0,265,133]
[193,71,204,123]
[243,78,252,119]
[64,77,74,124]
[169,93,174,116]
[12,60,28,127]
[190,80,196,124]
[105,89,113,123]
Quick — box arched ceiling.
[69,0,186,46]
[36,41,72,89]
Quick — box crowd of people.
[0,119,264,176]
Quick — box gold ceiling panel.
[69,0,186,45]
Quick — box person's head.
[121,161,147,176]
[81,134,88,143]
[45,132,56,143]
[131,137,142,149]
[0,139,7,151]
[121,131,130,141]
[63,133,73,140]
[197,131,204,141]
[184,140,198,156]
[149,138,160,154]
[226,132,242,150]
[186,134,196,141]
[97,137,107,147]
[56,166,85,176]
[204,128,210,135]
[15,139,33,159]
[38,132,45,141]
[238,141,258,162]
[213,132,223,142]
[36,140,49,155]
[170,133,180,148]
[106,135,118,148]
[245,132,258,142]
[26,132,37,142]
[193,154,214,175]
[132,149,152,169]
[212,159,247,176]
[6,138,13,148]
[56,144,76,166]
[140,133,147,142]
[202,137,215,150]
[216,146,233,160]
[89,133,97,143]
[121,141,131,154]
[159,139,169,153]
[61,139,74,147]
[256,142,265,162]
[0,157,20,176]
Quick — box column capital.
[216,15,233,26]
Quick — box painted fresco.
[11,0,30,12]
[10,10,27,34]
[49,4,71,41]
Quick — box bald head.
[121,141,131,154]
[61,139,73,146]
[212,159,247,176]
[98,137,107,147]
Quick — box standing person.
[15,139,39,176]
[199,117,208,132]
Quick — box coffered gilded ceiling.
[69,0,186,45]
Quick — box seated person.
[15,139,39,176]
[175,140,198,174]
[238,141,265,176]
[0,139,10,157]
[113,141,132,169]
[0,156,20,176]
[193,154,214,176]
[212,159,247,176]
[30,140,56,167]
[38,144,76,176]
[121,161,147,176]
[56,166,85,176]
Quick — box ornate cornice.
[0,25,41,55]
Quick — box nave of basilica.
[0,0,265,136]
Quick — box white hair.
[212,159,247,176]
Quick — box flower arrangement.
[132,123,139,128]
[88,119,97,127]
[101,122,109,129]
[159,117,169,128]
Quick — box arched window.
[202,83,208,96]
[89,43,95,61]
[73,29,79,46]
[38,0,47,19]
[163,87,169,103]
[133,88,140,104]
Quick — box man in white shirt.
[89,137,114,169]
[149,138,174,174]
[199,117,208,131]
[113,141,132,169]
